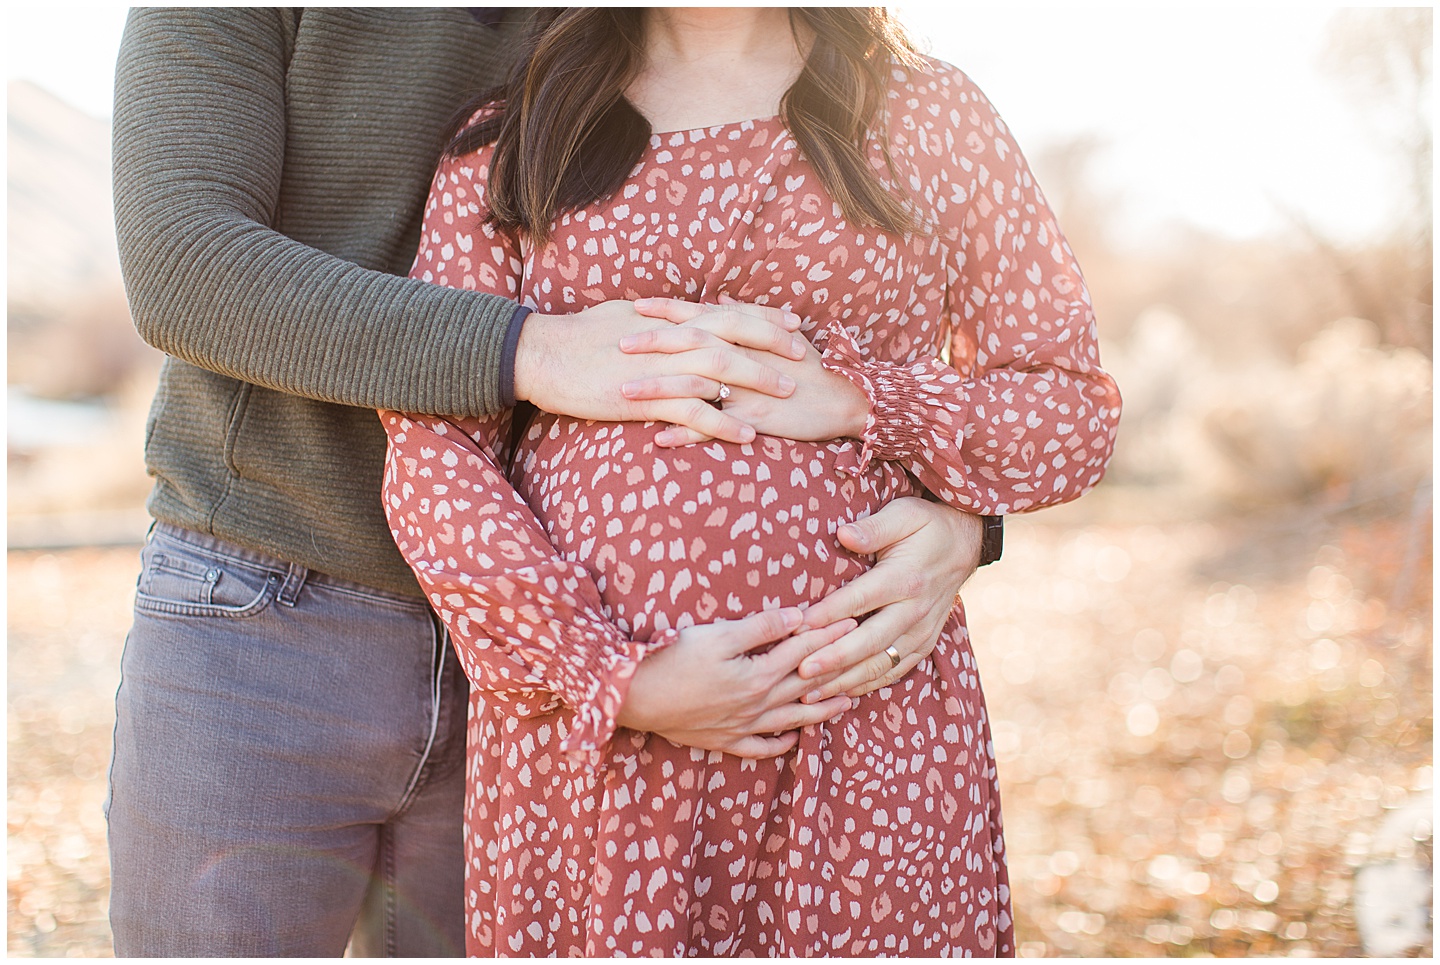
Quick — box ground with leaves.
[6,491,1432,957]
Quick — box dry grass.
[967,492,1432,957]
[8,548,132,957]
[7,488,1431,957]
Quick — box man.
[108,8,992,956]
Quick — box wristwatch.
[978,515,1003,567]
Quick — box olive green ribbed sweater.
[114,8,525,596]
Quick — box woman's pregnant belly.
[511,415,916,642]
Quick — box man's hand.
[620,296,869,447]
[618,608,858,758]
[514,299,807,444]
[796,498,984,701]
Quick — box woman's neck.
[629,7,809,134]
[644,7,794,65]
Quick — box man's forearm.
[114,7,521,417]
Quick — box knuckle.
[896,498,926,524]
[705,311,737,335]
[706,348,733,376]
[788,708,820,731]
[828,588,861,617]
[899,571,928,598]
[714,412,747,438]
[748,319,780,347]
[750,609,783,641]
[851,587,877,614]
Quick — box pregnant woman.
[382,7,1119,956]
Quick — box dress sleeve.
[382,148,677,764]
[819,74,1122,515]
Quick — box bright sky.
[6,4,1415,245]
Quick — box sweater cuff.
[498,305,532,408]
[818,320,930,472]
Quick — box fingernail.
[618,336,637,350]
[778,376,797,393]
[785,311,802,327]
[804,690,821,704]
[850,697,860,710]
[790,336,807,357]
[633,298,654,307]
[800,661,817,678]
[739,426,756,443]
[783,608,803,629]
[620,382,638,397]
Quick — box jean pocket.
[134,536,280,619]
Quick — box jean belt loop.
[277,561,309,607]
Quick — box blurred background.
[7,4,1432,957]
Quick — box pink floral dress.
[381,57,1120,956]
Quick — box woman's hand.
[516,298,808,445]
[795,498,985,701]
[620,296,869,447]
[617,607,859,758]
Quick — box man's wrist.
[512,310,557,405]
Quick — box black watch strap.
[978,515,1004,567]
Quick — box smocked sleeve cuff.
[553,622,680,765]
[818,320,932,473]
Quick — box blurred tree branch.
[1313,7,1433,355]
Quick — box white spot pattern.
[383,57,1121,957]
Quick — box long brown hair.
[448,8,923,243]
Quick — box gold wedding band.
[884,644,902,668]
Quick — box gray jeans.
[106,524,467,956]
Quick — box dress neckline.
[647,114,782,142]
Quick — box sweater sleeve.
[111,7,519,417]
[818,70,1121,515]
[382,149,678,764]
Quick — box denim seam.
[152,527,430,611]
[149,531,287,577]
[394,614,446,818]
[133,577,279,620]
[306,582,431,613]
[104,630,135,822]
[381,824,398,956]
